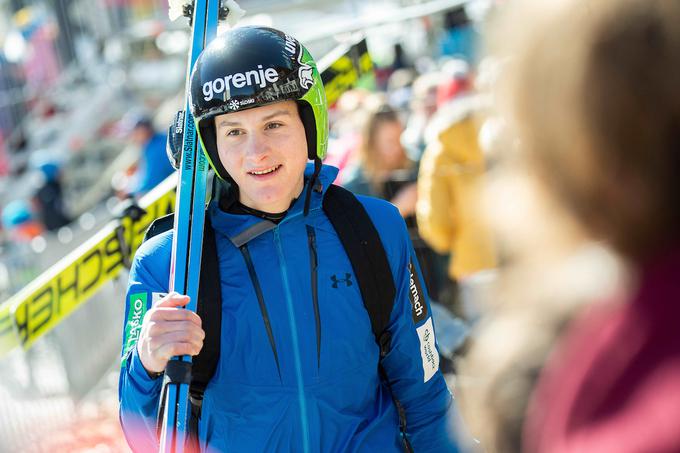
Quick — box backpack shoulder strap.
[143,213,175,242]
[191,214,222,395]
[323,185,413,451]
[322,184,396,356]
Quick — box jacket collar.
[209,163,339,246]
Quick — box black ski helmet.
[189,26,328,180]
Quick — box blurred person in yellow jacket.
[416,95,496,318]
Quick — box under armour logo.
[331,273,353,288]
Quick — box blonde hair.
[358,103,411,187]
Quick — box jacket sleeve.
[416,141,456,254]
[118,232,172,453]
[372,200,461,452]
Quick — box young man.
[119,26,459,452]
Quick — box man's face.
[214,100,309,213]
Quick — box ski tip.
[221,0,246,26]
[168,0,191,22]
[168,0,246,25]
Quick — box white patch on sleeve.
[152,292,167,305]
[416,317,440,382]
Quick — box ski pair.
[159,1,225,452]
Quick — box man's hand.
[136,292,205,375]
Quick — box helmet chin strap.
[303,157,322,216]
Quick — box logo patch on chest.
[330,273,353,288]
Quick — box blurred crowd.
[3,0,680,451]
[323,6,497,370]
[327,0,680,451]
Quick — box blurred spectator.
[386,68,417,113]
[31,159,71,231]
[462,0,680,451]
[402,72,442,161]
[1,199,42,242]
[325,89,372,184]
[402,60,471,161]
[0,199,42,296]
[416,94,496,318]
[0,132,9,177]
[438,6,478,63]
[344,103,444,301]
[125,115,174,196]
[14,7,61,92]
[344,103,417,216]
[391,43,411,71]
[437,59,472,106]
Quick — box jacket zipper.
[306,225,321,369]
[274,227,310,453]
[240,244,282,380]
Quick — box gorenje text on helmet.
[202,65,279,101]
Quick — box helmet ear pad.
[199,119,230,180]
[297,100,318,161]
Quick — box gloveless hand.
[136,292,205,375]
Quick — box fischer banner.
[1,177,176,355]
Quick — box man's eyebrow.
[215,109,292,128]
[261,109,293,121]
[216,119,240,128]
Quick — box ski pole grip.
[164,359,193,385]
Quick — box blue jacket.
[133,133,175,195]
[119,165,459,452]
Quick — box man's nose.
[245,132,269,159]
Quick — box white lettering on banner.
[416,317,439,382]
[203,66,280,101]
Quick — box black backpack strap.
[143,213,176,242]
[190,215,222,398]
[323,185,413,451]
[323,185,396,351]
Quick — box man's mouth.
[248,165,281,176]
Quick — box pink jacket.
[525,245,680,453]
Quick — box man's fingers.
[153,307,202,326]
[148,321,205,341]
[156,292,190,308]
[156,340,204,361]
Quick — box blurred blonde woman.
[344,103,417,213]
[460,0,680,452]
[344,102,449,308]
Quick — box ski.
[160,1,225,452]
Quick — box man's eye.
[266,122,283,130]
[226,129,242,136]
